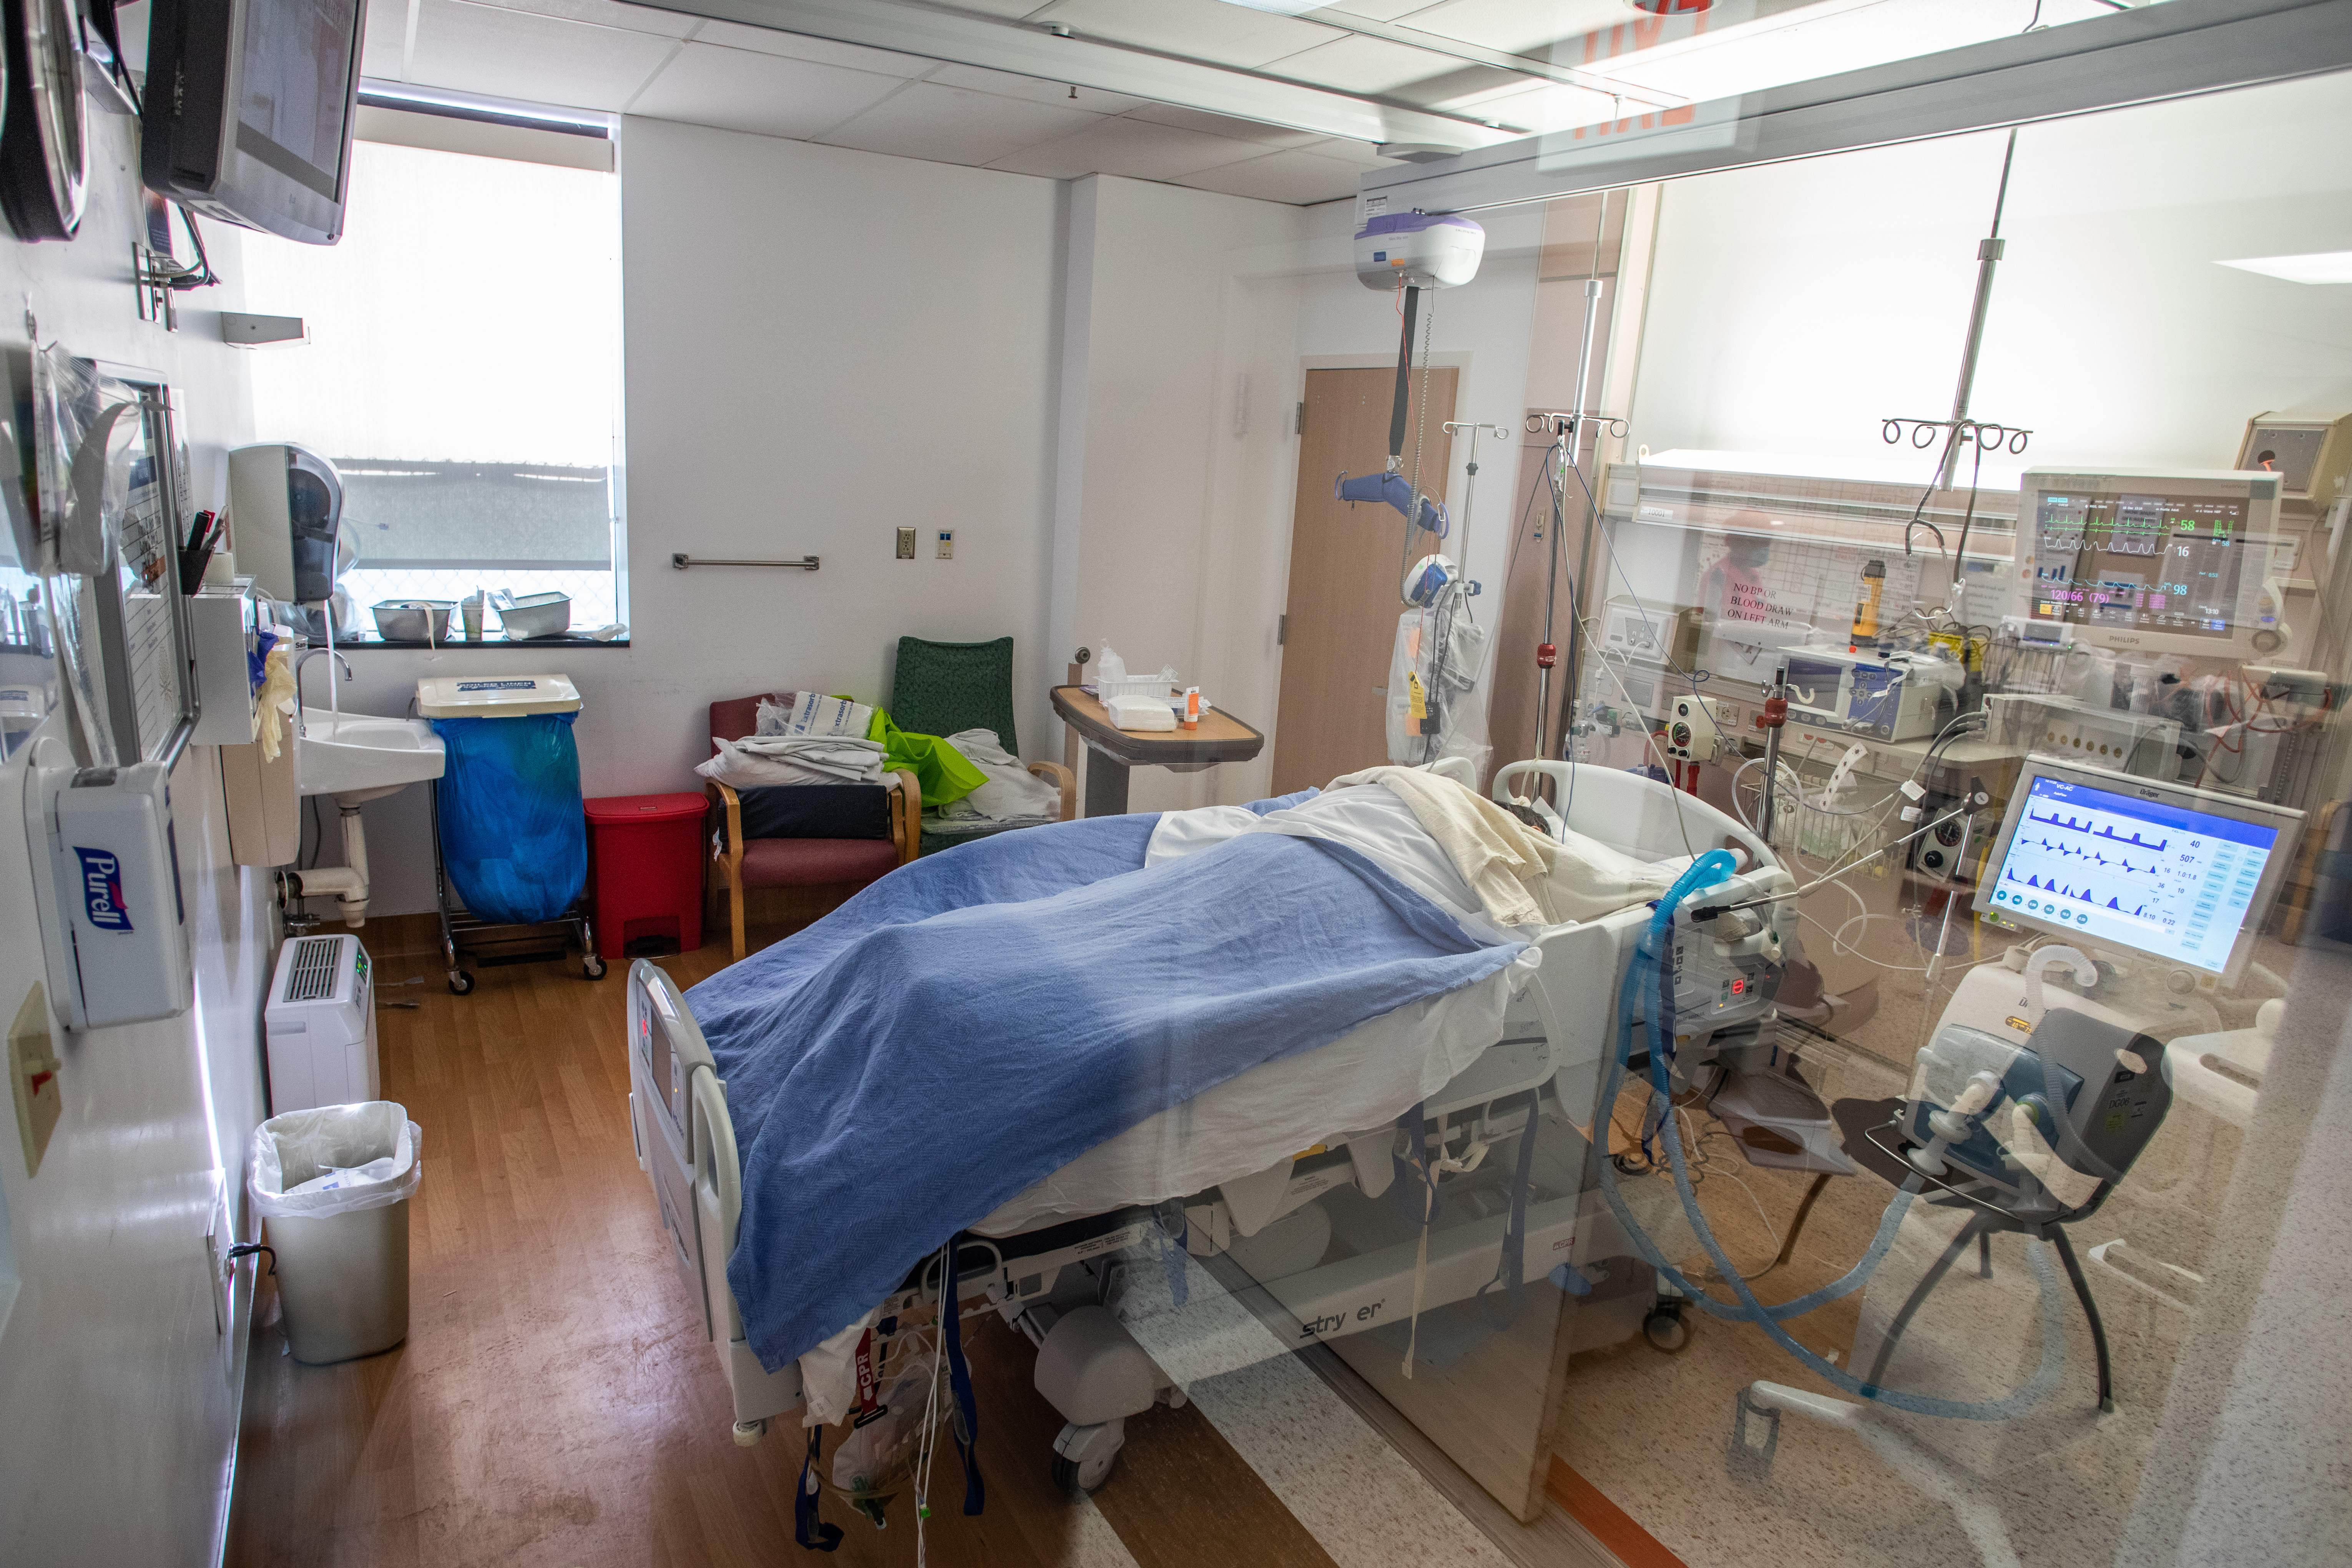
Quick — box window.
[239,119,625,637]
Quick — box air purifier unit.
[264,933,378,1114]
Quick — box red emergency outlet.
[584,793,709,960]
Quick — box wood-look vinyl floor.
[223,920,1340,1568]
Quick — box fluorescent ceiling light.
[2215,251,2352,285]
[1215,0,1324,13]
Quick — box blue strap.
[939,1237,986,1517]
[1390,1101,1441,1225]
[1478,1090,1541,1326]
[795,1424,842,1552]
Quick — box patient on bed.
[1147,766,1676,930]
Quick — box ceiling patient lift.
[1337,211,1485,534]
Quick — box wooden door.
[1271,366,1458,796]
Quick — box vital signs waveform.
[2025,808,2169,852]
[2003,865,2152,918]
[2021,836,2163,879]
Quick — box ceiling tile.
[404,0,681,109]
[690,18,936,75]
[1325,0,1437,18]
[819,81,1101,166]
[1392,0,1635,57]
[446,0,698,38]
[1436,78,1615,135]
[1031,0,1342,70]
[1297,135,1388,167]
[989,115,1274,181]
[1259,33,1518,108]
[924,62,1145,114]
[926,0,1052,14]
[1122,102,1323,150]
[627,43,906,138]
[1175,147,1364,205]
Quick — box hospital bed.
[625,761,1795,1503]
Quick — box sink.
[296,708,445,803]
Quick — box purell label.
[456,680,536,691]
[76,847,131,931]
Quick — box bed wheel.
[1644,1305,1690,1354]
[448,970,474,996]
[583,953,608,980]
[1050,1421,1123,1495]
[731,1418,766,1447]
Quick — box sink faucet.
[294,648,352,737]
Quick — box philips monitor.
[1973,754,2301,985]
[2007,467,2288,659]
[140,0,367,245]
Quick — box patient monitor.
[2007,467,2291,658]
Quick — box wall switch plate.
[10,983,61,1177]
[895,527,916,560]
[936,530,954,560]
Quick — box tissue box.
[1105,694,1176,732]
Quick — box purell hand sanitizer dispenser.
[26,759,193,1030]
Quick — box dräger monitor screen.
[1984,774,2279,972]
[2022,491,2251,641]
[233,0,359,201]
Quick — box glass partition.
[1084,60,2350,1568]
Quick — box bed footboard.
[627,960,804,1442]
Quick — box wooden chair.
[705,693,919,960]
[889,635,1075,854]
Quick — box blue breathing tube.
[1592,852,2067,1420]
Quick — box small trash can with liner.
[418,673,606,994]
[249,1101,423,1365]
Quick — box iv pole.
[1534,275,1604,762]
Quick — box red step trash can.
[584,793,708,960]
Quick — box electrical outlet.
[936,530,955,560]
[895,527,915,560]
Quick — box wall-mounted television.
[139,0,368,245]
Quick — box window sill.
[335,633,631,650]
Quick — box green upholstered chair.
[890,636,1074,854]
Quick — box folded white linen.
[933,728,1060,823]
[696,733,885,789]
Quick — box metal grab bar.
[670,552,820,571]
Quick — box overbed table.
[1049,686,1266,818]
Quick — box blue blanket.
[690,804,1527,1371]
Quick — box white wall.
[1628,72,2352,474]
[0,111,275,1565]
[1172,200,1543,801]
[321,119,1070,915]
[1050,176,1309,811]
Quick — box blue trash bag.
[430,713,586,926]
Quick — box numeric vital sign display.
[1986,774,2279,971]
[2024,490,2251,640]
